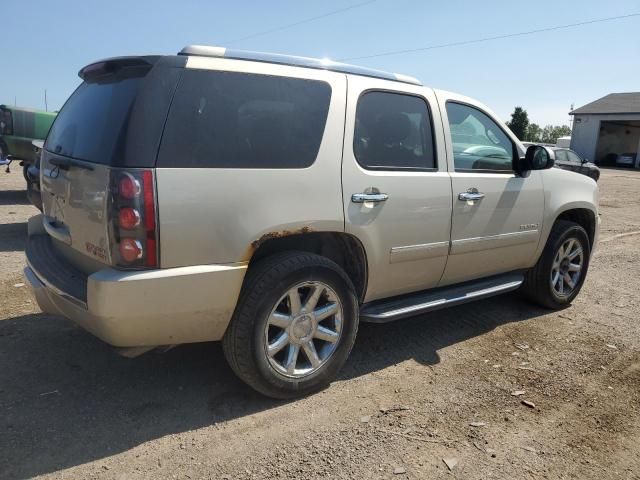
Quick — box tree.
[525,123,542,142]
[540,125,571,144]
[506,107,529,140]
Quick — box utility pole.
[14,96,17,107]
[44,89,48,112]
[569,103,574,129]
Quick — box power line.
[224,0,377,45]
[339,13,640,61]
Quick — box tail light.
[109,169,158,269]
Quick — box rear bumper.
[24,220,247,347]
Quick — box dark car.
[552,148,600,182]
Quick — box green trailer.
[0,105,56,164]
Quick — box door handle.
[351,192,389,203]
[458,190,485,201]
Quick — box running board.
[360,272,524,323]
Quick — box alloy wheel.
[550,238,584,297]
[264,281,343,378]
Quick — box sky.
[2,0,639,126]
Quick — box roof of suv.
[179,45,422,86]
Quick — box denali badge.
[519,223,539,231]
[85,242,107,261]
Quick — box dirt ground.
[1,168,639,480]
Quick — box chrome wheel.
[551,238,584,297]
[264,281,343,378]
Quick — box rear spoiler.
[78,56,160,82]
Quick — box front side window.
[354,91,436,170]
[567,150,583,163]
[446,102,515,172]
[554,150,568,162]
[157,70,332,168]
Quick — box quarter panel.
[157,66,347,267]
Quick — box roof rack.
[179,45,422,86]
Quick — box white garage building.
[569,92,640,165]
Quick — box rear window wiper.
[50,157,95,171]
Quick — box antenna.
[44,89,48,112]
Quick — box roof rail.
[179,45,422,86]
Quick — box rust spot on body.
[245,226,314,260]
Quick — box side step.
[360,272,524,323]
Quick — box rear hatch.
[40,55,184,273]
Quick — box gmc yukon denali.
[24,46,599,398]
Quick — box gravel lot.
[1,168,639,479]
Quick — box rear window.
[45,71,145,164]
[157,69,332,168]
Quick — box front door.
[437,96,544,285]
[342,77,452,302]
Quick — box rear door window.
[353,91,436,170]
[45,70,146,164]
[157,70,332,168]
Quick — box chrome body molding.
[389,241,450,264]
[450,230,539,255]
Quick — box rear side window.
[157,70,332,168]
[354,91,436,170]
[45,70,146,164]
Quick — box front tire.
[522,220,590,309]
[223,252,359,399]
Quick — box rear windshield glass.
[45,73,145,164]
[157,69,332,168]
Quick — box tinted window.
[157,70,331,168]
[354,91,435,170]
[567,150,582,163]
[446,102,515,171]
[554,150,569,162]
[45,70,146,164]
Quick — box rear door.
[40,57,181,272]
[342,77,452,302]
[437,93,544,286]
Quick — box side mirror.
[517,145,554,173]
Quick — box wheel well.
[249,232,368,302]
[556,209,596,247]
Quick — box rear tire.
[223,252,359,399]
[521,220,590,309]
